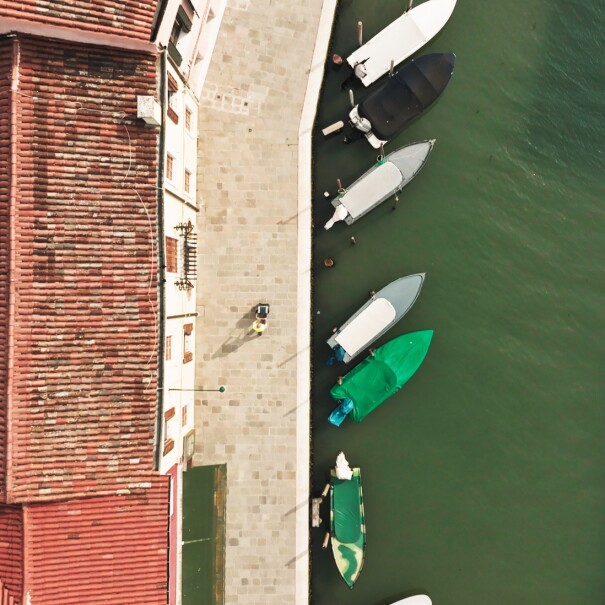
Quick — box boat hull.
[330,330,433,422]
[390,597,432,605]
[350,53,456,146]
[347,0,457,87]
[324,141,434,228]
[330,467,366,588]
[327,273,425,362]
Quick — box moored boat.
[389,596,432,605]
[324,142,435,230]
[329,452,366,588]
[329,330,433,425]
[326,273,426,363]
[347,0,457,87]
[347,53,456,149]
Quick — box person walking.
[251,317,267,336]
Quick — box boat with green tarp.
[330,453,366,588]
[329,330,433,425]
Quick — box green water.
[310,1,604,604]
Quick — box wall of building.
[159,60,198,475]
[153,0,227,98]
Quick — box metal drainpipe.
[154,48,168,472]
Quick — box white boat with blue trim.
[326,273,425,364]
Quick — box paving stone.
[194,1,324,603]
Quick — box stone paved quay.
[194,1,334,604]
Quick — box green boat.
[329,330,433,424]
[330,462,366,588]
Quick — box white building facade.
[151,1,226,602]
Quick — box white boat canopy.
[335,298,396,356]
[340,161,402,219]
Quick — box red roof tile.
[0,37,12,501]
[3,34,160,503]
[0,506,22,604]
[0,1,160,42]
[23,476,168,605]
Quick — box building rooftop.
[0,33,160,504]
[0,1,160,42]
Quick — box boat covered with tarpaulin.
[347,0,457,87]
[348,53,455,148]
[329,330,433,424]
[330,456,366,588]
[326,273,425,363]
[324,142,434,229]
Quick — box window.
[183,430,195,462]
[185,107,192,131]
[163,407,176,456]
[166,154,174,181]
[165,335,172,360]
[170,20,183,47]
[163,438,175,456]
[184,169,191,193]
[183,323,193,363]
[167,73,179,123]
[168,5,192,65]
[165,237,178,273]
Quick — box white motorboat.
[324,140,435,230]
[326,273,425,363]
[347,0,457,87]
[389,596,432,605]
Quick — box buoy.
[324,258,335,268]
[323,191,330,198]
[357,21,363,46]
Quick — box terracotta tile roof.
[0,37,11,500]
[0,1,160,42]
[23,477,169,605]
[3,34,160,503]
[0,506,22,603]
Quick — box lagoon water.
[310,1,604,604]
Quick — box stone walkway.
[194,1,333,604]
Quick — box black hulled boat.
[346,52,456,148]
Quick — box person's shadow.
[211,306,260,359]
